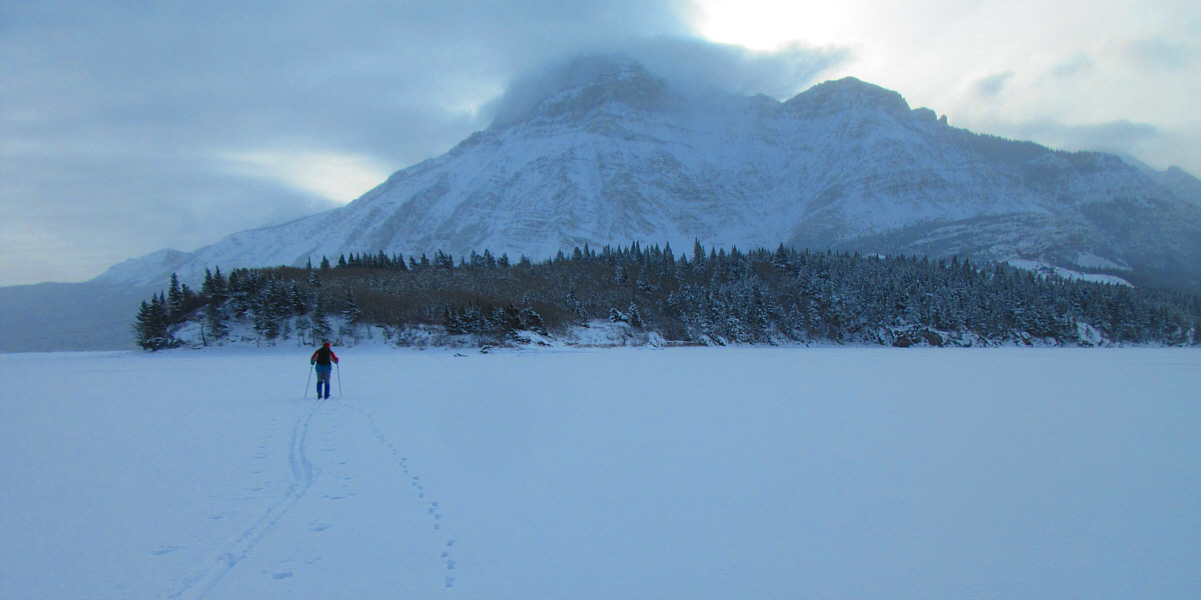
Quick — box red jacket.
[311,347,339,365]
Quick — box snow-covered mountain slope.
[96,57,1201,293]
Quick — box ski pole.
[305,363,313,399]
[336,362,342,398]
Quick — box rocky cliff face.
[98,57,1201,293]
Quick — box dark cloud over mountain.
[0,0,855,285]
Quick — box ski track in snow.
[167,395,459,598]
[339,401,460,589]
[168,397,323,600]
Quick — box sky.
[1,0,1198,286]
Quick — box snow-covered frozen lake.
[2,346,1198,599]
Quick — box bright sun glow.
[222,151,395,203]
[688,0,1201,175]
[692,0,850,49]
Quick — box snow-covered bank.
[170,316,1189,352]
[2,347,1199,599]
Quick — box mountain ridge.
[94,57,1201,295]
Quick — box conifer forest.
[134,242,1201,350]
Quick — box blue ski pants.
[314,364,332,398]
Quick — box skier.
[310,341,339,399]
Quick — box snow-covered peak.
[491,55,669,127]
[783,76,912,119]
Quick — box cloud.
[973,71,1015,98]
[1121,35,1192,70]
[0,150,343,286]
[0,0,857,285]
[219,151,396,205]
[624,37,851,99]
[0,0,703,285]
[1050,54,1096,78]
[487,38,850,124]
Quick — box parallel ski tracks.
[168,398,324,600]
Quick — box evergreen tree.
[288,281,306,315]
[204,301,228,342]
[627,303,644,328]
[614,265,630,286]
[167,274,184,323]
[134,293,174,350]
[252,281,282,340]
[342,288,362,323]
[210,267,228,302]
[310,293,333,343]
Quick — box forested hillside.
[135,242,1200,350]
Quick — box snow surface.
[1006,259,1134,287]
[2,347,1199,599]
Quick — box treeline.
[135,242,1201,350]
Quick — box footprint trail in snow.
[340,402,461,588]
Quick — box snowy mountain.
[97,57,1201,293]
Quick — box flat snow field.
[1,347,1198,600]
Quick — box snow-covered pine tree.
[626,303,644,328]
[564,289,587,321]
[310,293,332,344]
[167,274,184,323]
[134,293,174,350]
[202,267,228,302]
[338,288,362,342]
[204,301,228,343]
[341,288,361,323]
[614,265,629,286]
[251,280,282,340]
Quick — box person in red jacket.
[310,342,339,399]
